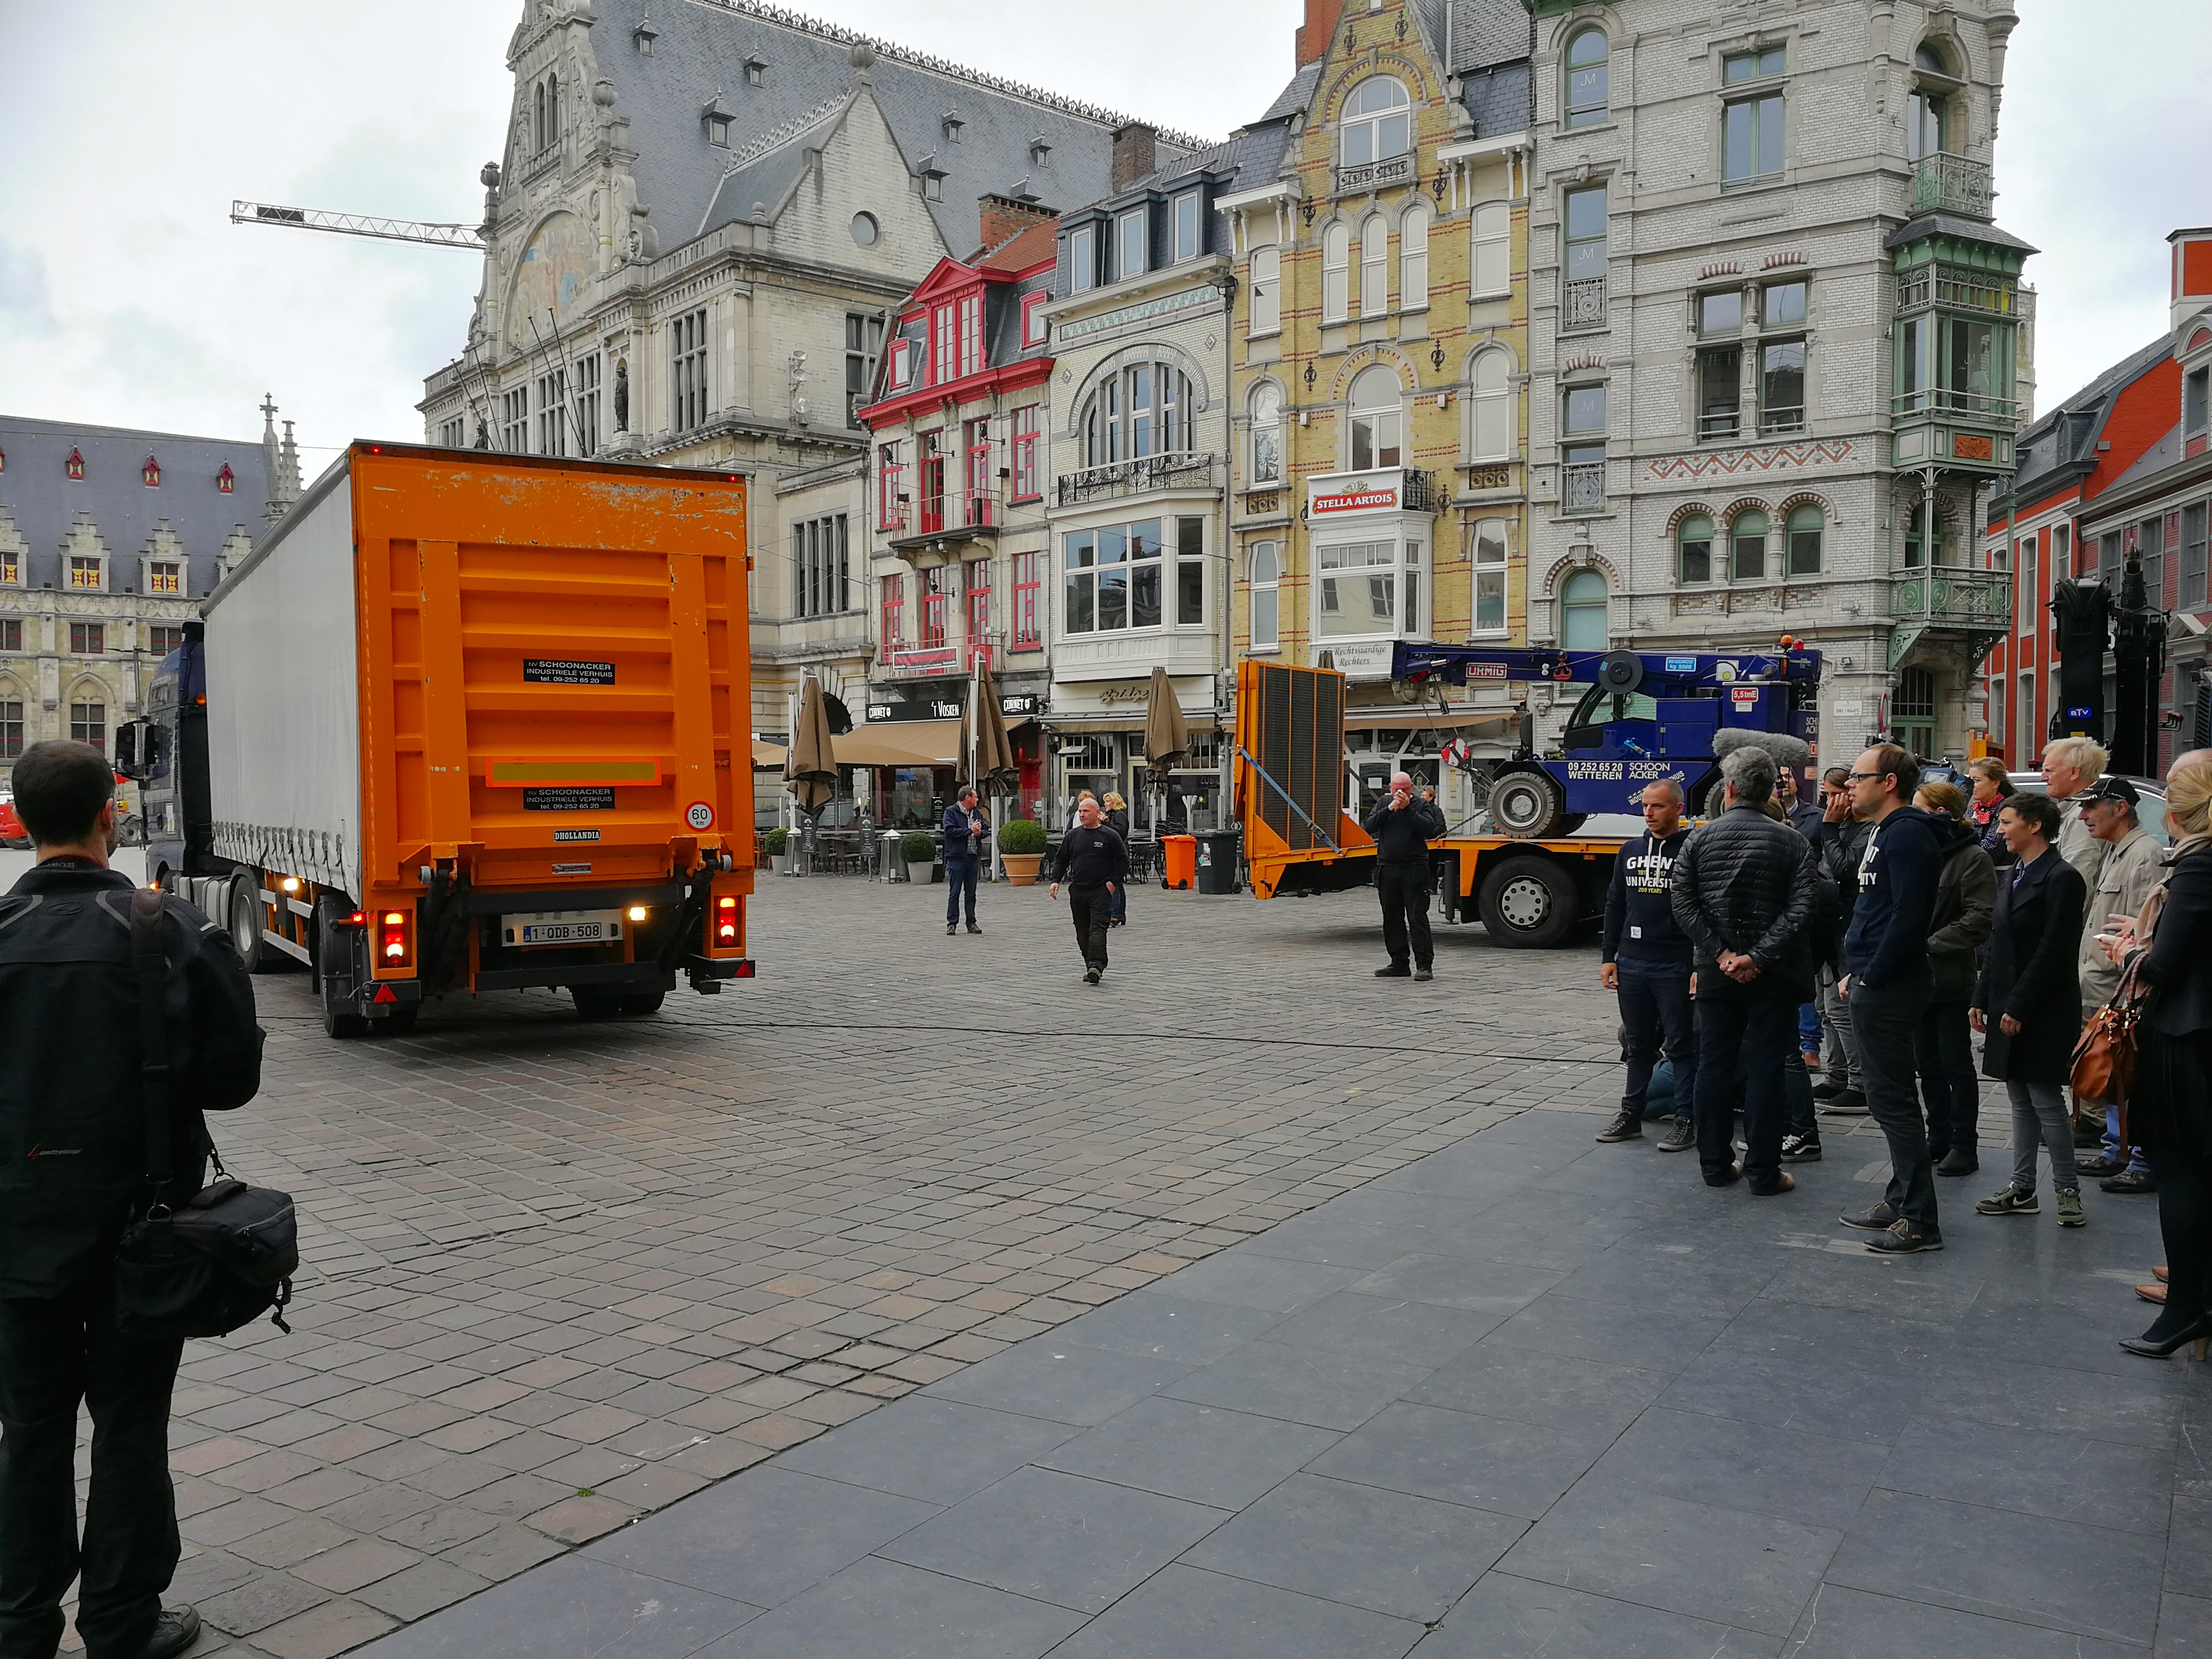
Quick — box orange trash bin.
[1162,834,1198,890]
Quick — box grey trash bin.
[1194,829,1241,895]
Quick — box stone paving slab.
[350,1098,2205,1658]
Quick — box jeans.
[1376,865,1433,969]
[1068,885,1110,970]
[2101,1104,2148,1174]
[1693,991,1794,1191]
[1108,880,1128,923]
[1818,963,1860,1087]
[2006,1079,2078,1194]
[1849,970,1940,1231]
[1616,957,1695,1120]
[1798,1001,1821,1056]
[944,857,979,926]
[0,1283,184,1659]
[1914,1001,1980,1161]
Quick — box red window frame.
[1022,292,1047,347]
[1012,550,1043,648]
[920,430,946,533]
[933,305,955,384]
[920,566,949,648]
[965,557,991,649]
[1011,405,1040,501]
[958,295,983,377]
[877,442,905,530]
[879,573,904,648]
[965,418,993,527]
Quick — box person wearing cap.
[2078,775,2165,1194]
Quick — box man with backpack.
[0,741,264,1659]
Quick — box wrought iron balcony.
[1334,153,1415,195]
[1055,451,1215,507]
[1910,151,1992,220]
[1563,462,1608,515]
[1892,387,2021,424]
[1890,565,2012,628]
[1563,276,1607,332]
[1895,264,2020,317]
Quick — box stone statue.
[473,416,490,450]
[614,359,629,432]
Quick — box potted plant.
[764,827,790,875]
[900,831,940,883]
[998,817,1047,886]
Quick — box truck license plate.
[504,910,623,947]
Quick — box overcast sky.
[3,1,2206,455]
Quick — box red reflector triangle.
[372,985,399,1003]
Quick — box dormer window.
[918,165,945,202]
[143,455,161,488]
[942,111,964,143]
[1030,138,1052,166]
[216,462,235,493]
[745,56,765,86]
[66,448,84,480]
[632,18,657,55]
[701,94,734,147]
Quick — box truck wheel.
[571,986,624,1020]
[617,992,666,1017]
[1697,777,1730,820]
[229,881,273,973]
[1478,857,1578,949]
[1489,772,1566,839]
[317,902,370,1039]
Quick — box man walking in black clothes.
[1837,742,1948,1254]
[1364,771,1445,981]
[0,742,264,1659]
[1049,795,1126,984]
[1597,779,1697,1149]
[1670,746,1818,1197]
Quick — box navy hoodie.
[1842,804,1946,987]
[1602,830,1692,963]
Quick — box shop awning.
[834,720,962,768]
[1343,709,1520,734]
[751,740,787,770]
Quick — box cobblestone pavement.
[85,874,1628,1658]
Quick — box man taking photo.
[1364,772,1445,981]
[0,741,264,1659]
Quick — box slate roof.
[2103,422,2182,497]
[2002,333,2175,509]
[1449,0,1532,72]
[593,0,1204,258]
[1250,1,1528,139]
[0,415,271,601]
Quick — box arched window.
[1360,213,1389,317]
[1469,200,1510,297]
[1565,28,1609,129]
[1400,205,1430,313]
[1787,503,1825,575]
[1560,569,1608,648]
[1249,244,1280,336]
[1677,514,1714,584]
[1340,76,1411,167]
[1249,382,1284,484]
[1349,365,1402,471]
[1469,348,1512,461]
[1730,509,1768,580]
[1322,222,1350,322]
[1908,42,1952,161]
[1080,361,1197,467]
[1249,543,1280,650]
[534,80,546,150]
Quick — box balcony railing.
[1760,406,1807,437]
[1890,566,2012,628]
[1892,387,2021,424]
[1563,462,1608,515]
[1055,452,1215,507]
[1563,276,1607,331]
[1896,264,2020,317]
[1910,151,1992,220]
[1697,410,1742,442]
[1335,153,1415,195]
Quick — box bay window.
[1176,517,1206,625]
[1063,516,1206,636]
[1315,537,1423,640]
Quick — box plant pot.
[926,862,944,884]
[770,853,790,875]
[1002,853,1043,887]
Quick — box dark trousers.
[0,1283,184,1659]
[1849,971,1940,1231]
[2148,1145,2212,1326]
[1693,990,1794,1191]
[1068,885,1110,971]
[1914,1000,1979,1161]
[944,857,979,926]
[1376,864,1433,969]
[1617,956,1696,1119]
[1108,881,1128,923]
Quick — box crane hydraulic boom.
[230,201,485,251]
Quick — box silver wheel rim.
[1497,876,1551,930]
[1494,782,1543,831]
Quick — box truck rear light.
[379,909,413,967]
[627,904,648,922]
[714,895,738,945]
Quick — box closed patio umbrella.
[1142,664,1190,838]
[784,678,838,875]
[957,661,1018,798]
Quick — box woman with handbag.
[1970,792,2090,1226]
[2100,749,2212,1359]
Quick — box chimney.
[978,193,1054,256]
[1296,0,1345,67]
[1111,123,1156,192]
[2170,227,2212,331]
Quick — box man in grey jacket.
[2077,775,2165,1192]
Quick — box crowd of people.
[1595,734,2212,1359]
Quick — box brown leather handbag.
[2070,988,2140,1107]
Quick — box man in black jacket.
[1049,795,1126,984]
[1838,743,1948,1253]
[0,742,264,1659]
[1670,746,1818,1196]
[1597,780,1696,1148]
[1362,772,1445,981]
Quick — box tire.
[229,880,274,974]
[1697,777,1730,820]
[571,985,624,1020]
[616,991,666,1017]
[1488,770,1567,840]
[1477,856,1578,949]
[317,903,370,1039]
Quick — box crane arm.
[230,201,484,250]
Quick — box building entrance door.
[1894,664,1937,761]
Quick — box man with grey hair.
[1362,771,1445,979]
[1671,746,1820,1194]
[2041,735,2112,895]
[2076,775,2164,1192]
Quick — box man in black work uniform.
[1597,779,1696,1149]
[1364,771,1445,981]
[0,742,264,1659]
[1049,794,1126,984]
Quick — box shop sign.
[866,693,963,722]
[1097,683,1152,706]
[1322,640,1396,682]
[885,647,961,677]
[1000,693,1041,716]
[1311,479,1401,516]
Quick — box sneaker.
[1657,1115,1697,1153]
[1840,1200,1900,1231]
[947,923,958,936]
[2056,1189,2087,1228]
[1822,1088,1870,1115]
[1375,964,1411,978]
[126,1608,202,1659]
[966,923,982,934]
[1864,1219,1944,1254]
[1935,1149,1980,1177]
[1811,1079,1845,1101]
[1413,967,1433,982]
[2077,1153,2128,1178]
[1781,1133,1823,1163]
[1975,1185,2040,1216]
[1083,966,1102,985]
[1595,1110,1643,1143]
[2102,1168,2157,1195]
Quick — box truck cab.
[127,624,211,892]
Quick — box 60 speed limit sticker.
[685,801,715,831]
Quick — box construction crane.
[230,200,485,251]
